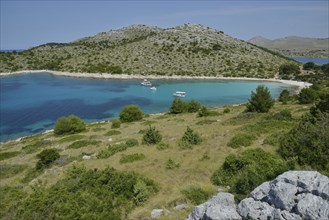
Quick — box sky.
[0,0,328,50]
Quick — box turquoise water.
[292,57,329,65]
[0,72,294,141]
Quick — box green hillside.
[0,24,296,78]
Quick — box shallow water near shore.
[1,72,295,141]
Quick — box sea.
[292,57,329,65]
[0,72,296,142]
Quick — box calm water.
[0,72,295,141]
[292,57,329,65]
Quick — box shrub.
[227,133,256,148]
[111,119,121,128]
[211,149,288,199]
[279,89,290,104]
[119,105,144,122]
[169,98,188,114]
[156,142,170,150]
[187,100,202,113]
[125,139,139,147]
[246,85,274,113]
[142,126,162,145]
[181,127,202,145]
[105,130,121,136]
[120,153,145,164]
[181,185,211,205]
[198,106,211,117]
[279,63,301,76]
[97,139,138,159]
[279,112,329,174]
[303,62,316,70]
[223,108,230,114]
[36,149,60,170]
[272,109,292,120]
[0,151,20,161]
[54,115,86,135]
[298,88,318,104]
[165,159,180,169]
[67,140,100,149]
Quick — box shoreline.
[0,70,312,89]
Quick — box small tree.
[54,115,86,135]
[298,88,317,104]
[120,105,144,122]
[36,149,60,170]
[303,62,316,70]
[181,127,202,145]
[187,100,202,113]
[111,118,121,129]
[169,98,188,114]
[142,126,162,145]
[246,85,275,113]
[279,89,290,104]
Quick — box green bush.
[156,142,170,150]
[198,106,211,117]
[187,100,202,113]
[0,151,20,161]
[272,109,292,120]
[36,149,60,170]
[227,133,256,148]
[120,153,145,164]
[165,159,180,169]
[303,62,316,70]
[97,139,138,159]
[211,149,288,199]
[54,115,86,135]
[223,108,230,114]
[169,98,188,114]
[120,105,144,122]
[181,185,211,205]
[67,140,101,149]
[142,126,162,145]
[279,112,329,174]
[246,85,274,113]
[14,166,158,219]
[298,88,318,104]
[125,139,139,147]
[111,119,121,128]
[181,127,202,146]
[279,63,301,76]
[278,89,290,104]
[105,130,121,136]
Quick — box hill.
[0,24,295,78]
[248,36,329,58]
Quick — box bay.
[292,57,329,65]
[0,72,295,141]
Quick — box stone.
[174,203,188,210]
[187,204,207,220]
[237,198,275,219]
[204,204,241,220]
[151,209,164,219]
[82,155,91,160]
[267,180,298,211]
[250,181,270,201]
[296,193,329,219]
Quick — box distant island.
[248,35,329,58]
[0,24,297,79]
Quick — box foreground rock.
[187,171,329,220]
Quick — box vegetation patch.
[120,105,144,122]
[181,127,202,146]
[111,119,121,129]
[211,149,288,200]
[227,133,257,148]
[54,115,86,135]
[181,185,212,205]
[142,126,162,145]
[156,142,170,150]
[120,153,146,164]
[11,166,158,219]
[36,149,60,170]
[0,151,20,161]
[196,119,217,125]
[67,140,101,149]
[57,134,85,143]
[246,85,274,113]
[0,164,26,178]
[97,139,139,159]
[165,159,180,169]
[105,130,122,136]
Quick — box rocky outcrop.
[187,171,329,220]
[187,192,242,220]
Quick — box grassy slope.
[0,102,310,219]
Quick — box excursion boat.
[141,79,152,86]
[173,91,186,97]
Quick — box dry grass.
[0,102,308,219]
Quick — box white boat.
[173,91,186,97]
[141,79,152,86]
[150,86,157,90]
